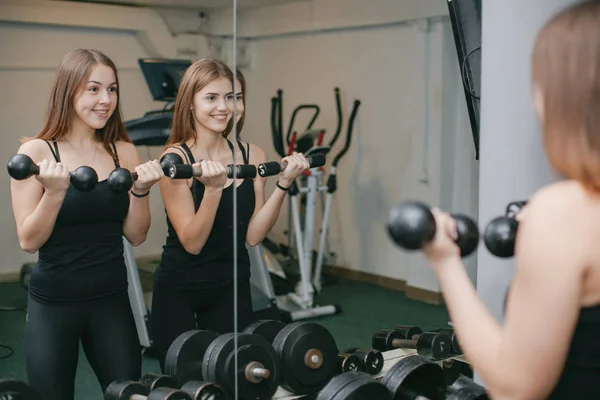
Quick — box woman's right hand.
[35,159,71,194]
[196,160,227,190]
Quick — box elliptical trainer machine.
[248,87,361,321]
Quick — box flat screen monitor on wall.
[138,58,192,102]
[447,0,482,159]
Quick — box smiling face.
[73,63,118,131]
[191,76,235,135]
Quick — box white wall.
[222,0,478,293]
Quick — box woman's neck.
[65,119,98,147]
[192,126,227,159]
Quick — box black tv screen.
[138,58,192,102]
[447,0,482,159]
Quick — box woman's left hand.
[278,152,311,187]
[422,208,462,271]
[132,159,165,193]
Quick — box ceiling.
[71,0,312,10]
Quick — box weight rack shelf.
[272,348,469,399]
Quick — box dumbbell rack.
[270,348,469,399]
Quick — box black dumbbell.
[107,152,183,193]
[337,351,363,373]
[7,153,98,192]
[483,200,527,258]
[257,153,327,177]
[372,326,451,360]
[386,200,480,257]
[104,380,190,400]
[341,347,384,375]
[140,373,180,392]
[168,163,257,180]
[435,327,461,355]
[178,381,226,400]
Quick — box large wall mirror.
[0,0,483,399]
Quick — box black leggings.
[151,277,254,372]
[24,291,141,400]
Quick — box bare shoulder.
[244,142,268,164]
[527,180,588,217]
[518,180,591,264]
[17,139,54,164]
[114,140,140,169]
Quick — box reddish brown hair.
[166,59,235,147]
[223,68,247,138]
[26,48,130,160]
[532,0,600,191]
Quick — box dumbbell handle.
[257,153,326,177]
[244,362,271,383]
[391,335,420,348]
[168,164,257,179]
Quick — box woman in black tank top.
[150,60,310,371]
[9,49,164,400]
[414,2,600,399]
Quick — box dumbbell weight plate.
[0,378,42,400]
[141,373,180,391]
[446,375,489,400]
[441,359,463,386]
[315,371,391,400]
[337,353,362,373]
[380,355,446,400]
[202,333,280,400]
[146,387,191,400]
[180,380,226,400]
[271,322,339,395]
[105,380,149,400]
[243,319,286,344]
[164,329,220,384]
[343,348,384,375]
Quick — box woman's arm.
[10,139,70,253]
[246,145,309,246]
[120,142,164,246]
[158,148,225,255]
[431,184,585,400]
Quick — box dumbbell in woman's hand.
[257,153,326,177]
[107,153,182,193]
[168,163,257,180]
[386,200,480,257]
[7,153,98,192]
[483,200,528,258]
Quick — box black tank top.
[155,139,256,289]
[547,304,600,398]
[28,141,130,304]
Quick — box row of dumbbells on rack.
[319,355,487,400]
[104,320,486,400]
[372,325,468,385]
[387,199,527,259]
[106,319,343,400]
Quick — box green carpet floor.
[0,274,450,399]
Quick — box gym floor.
[0,260,450,400]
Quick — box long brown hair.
[532,0,600,191]
[26,49,130,160]
[223,68,247,138]
[166,59,235,147]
